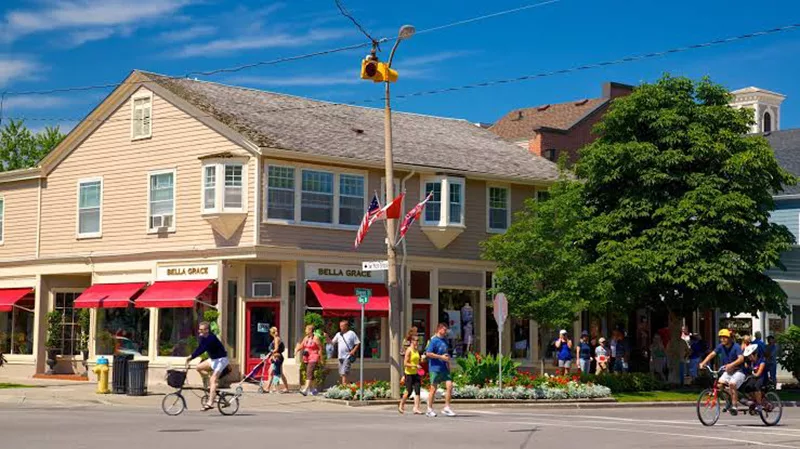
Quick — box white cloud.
[1,0,194,43]
[66,28,115,47]
[177,28,353,58]
[3,95,67,111]
[0,57,41,87]
[157,25,216,43]
[395,51,475,68]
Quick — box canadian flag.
[373,193,404,221]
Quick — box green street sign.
[355,288,372,304]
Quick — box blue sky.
[2,0,800,134]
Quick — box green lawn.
[0,383,34,389]
[614,389,800,403]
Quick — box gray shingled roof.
[142,71,559,182]
[766,129,800,195]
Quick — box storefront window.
[158,305,207,357]
[538,326,559,360]
[321,316,383,360]
[54,292,81,356]
[511,318,530,360]
[438,289,480,358]
[0,309,34,355]
[96,308,150,356]
[768,315,786,337]
[226,280,238,356]
[411,304,430,350]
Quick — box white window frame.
[420,176,466,227]
[0,196,5,245]
[76,177,103,239]
[147,169,176,233]
[201,159,248,215]
[263,160,367,230]
[486,184,511,233]
[130,92,153,141]
[265,165,296,223]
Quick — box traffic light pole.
[384,40,401,400]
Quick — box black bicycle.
[161,368,241,416]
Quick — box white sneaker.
[442,407,456,417]
[426,409,437,418]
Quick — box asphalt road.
[3,404,800,448]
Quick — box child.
[595,337,609,375]
[740,343,766,411]
[266,327,289,393]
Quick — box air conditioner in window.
[151,214,173,231]
[252,281,273,298]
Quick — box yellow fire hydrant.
[92,356,110,394]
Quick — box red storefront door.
[245,302,280,377]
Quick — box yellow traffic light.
[360,59,398,83]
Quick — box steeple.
[730,87,785,134]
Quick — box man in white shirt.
[332,319,361,385]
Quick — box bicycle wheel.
[217,393,240,416]
[200,394,209,407]
[697,389,720,426]
[162,393,186,416]
[760,391,783,426]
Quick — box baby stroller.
[235,354,271,395]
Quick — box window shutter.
[142,102,152,136]
[133,105,143,138]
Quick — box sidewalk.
[0,380,344,412]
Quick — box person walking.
[595,337,609,375]
[399,336,423,415]
[650,334,667,380]
[752,331,766,357]
[295,324,322,396]
[400,326,418,386]
[332,319,360,385]
[614,331,628,373]
[555,330,573,375]
[577,331,592,375]
[266,327,289,393]
[765,335,779,384]
[425,322,456,417]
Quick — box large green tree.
[485,75,796,379]
[0,119,65,172]
[483,175,607,331]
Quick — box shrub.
[77,309,90,353]
[203,309,220,335]
[777,326,800,382]
[578,372,663,393]
[454,353,520,387]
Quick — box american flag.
[354,194,381,249]
[398,192,433,243]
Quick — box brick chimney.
[602,82,634,99]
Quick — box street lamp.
[384,24,413,399]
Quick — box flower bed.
[324,376,611,401]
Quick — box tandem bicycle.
[696,366,782,426]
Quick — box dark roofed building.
[489,82,633,164]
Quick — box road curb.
[317,398,800,409]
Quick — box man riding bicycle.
[699,329,745,415]
[186,321,228,411]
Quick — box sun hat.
[559,329,567,335]
[743,344,758,358]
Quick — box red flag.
[398,192,433,242]
[372,193,404,222]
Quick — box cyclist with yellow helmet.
[700,329,746,414]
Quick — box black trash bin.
[127,360,149,396]
[112,354,134,394]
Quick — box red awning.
[135,280,216,308]
[73,283,147,309]
[0,288,34,312]
[307,281,389,316]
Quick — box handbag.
[339,332,357,364]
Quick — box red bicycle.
[696,366,782,426]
